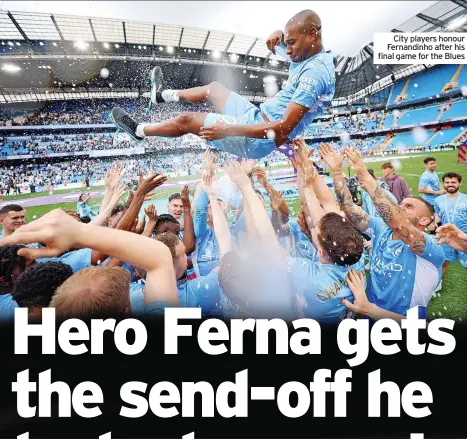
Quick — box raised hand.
[436,224,467,252]
[320,143,345,172]
[105,163,126,190]
[293,137,316,182]
[266,30,284,54]
[136,172,167,196]
[109,182,126,206]
[201,173,217,198]
[202,148,216,177]
[225,161,250,190]
[269,189,285,212]
[144,204,158,222]
[344,147,369,180]
[181,184,191,209]
[251,167,268,186]
[240,158,257,176]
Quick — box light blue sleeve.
[291,65,328,109]
[0,294,18,323]
[37,248,92,273]
[194,188,209,238]
[230,211,246,236]
[434,198,441,216]
[368,215,388,237]
[420,233,445,267]
[274,42,292,63]
[188,271,220,311]
[419,173,430,189]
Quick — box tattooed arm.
[319,143,370,232]
[345,147,426,256]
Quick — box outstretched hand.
[0,209,83,260]
[225,161,250,190]
[344,147,369,180]
[251,167,268,186]
[136,172,167,195]
[105,163,126,190]
[319,143,345,172]
[436,224,467,252]
[181,184,191,209]
[341,270,370,315]
[144,204,158,222]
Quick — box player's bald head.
[286,9,322,35]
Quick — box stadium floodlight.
[256,57,260,62]
[159,46,163,51]
[167,46,174,53]
[39,42,44,46]
[115,43,120,48]
[270,59,278,66]
[1,64,21,73]
[53,42,57,46]
[74,41,89,50]
[230,53,238,63]
[16,42,20,46]
[447,15,467,30]
[7,41,13,46]
[143,45,146,49]
[138,45,142,49]
[103,43,110,49]
[212,50,221,59]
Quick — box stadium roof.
[0,10,271,58]
[1,1,467,105]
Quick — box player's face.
[382,167,393,178]
[168,199,183,219]
[157,222,180,236]
[399,198,432,227]
[425,161,437,171]
[174,241,188,280]
[1,210,26,233]
[443,177,461,194]
[284,24,316,62]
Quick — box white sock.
[136,123,148,138]
[161,89,180,102]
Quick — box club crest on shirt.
[394,247,402,257]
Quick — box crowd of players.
[0,142,465,323]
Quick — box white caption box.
[373,32,467,64]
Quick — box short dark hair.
[0,204,24,216]
[154,214,180,235]
[423,157,436,164]
[410,196,435,218]
[317,212,363,266]
[368,169,377,180]
[442,172,462,183]
[381,162,394,170]
[168,193,181,203]
[13,261,73,308]
[0,245,27,285]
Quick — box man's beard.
[446,187,459,193]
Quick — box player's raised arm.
[345,148,428,256]
[320,143,371,232]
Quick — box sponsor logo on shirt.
[316,278,346,302]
